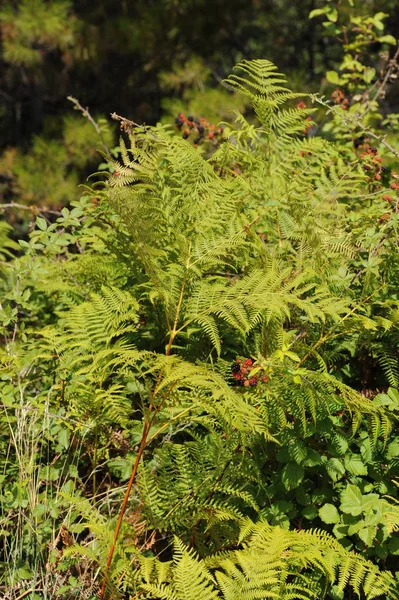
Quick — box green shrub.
[1,55,399,599]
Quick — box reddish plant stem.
[100,251,189,598]
[99,417,151,600]
[99,383,176,600]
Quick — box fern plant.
[134,520,397,600]
[1,58,399,599]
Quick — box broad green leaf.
[326,458,345,482]
[56,427,70,451]
[358,526,376,546]
[333,523,349,540]
[340,485,363,516]
[378,34,396,44]
[330,433,349,456]
[386,438,399,460]
[36,216,48,231]
[309,7,329,19]
[361,494,381,517]
[348,519,365,535]
[360,437,373,464]
[304,449,323,467]
[302,505,318,520]
[319,503,340,524]
[344,454,367,476]
[326,8,338,22]
[281,462,304,490]
[363,67,376,84]
[275,500,294,514]
[32,503,47,518]
[387,537,399,555]
[288,439,307,464]
[326,71,341,85]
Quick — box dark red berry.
[231,361,241,373]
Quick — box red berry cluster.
[302,116,313,135]
[389,171,399,191]
[231,358,269,388]
[358,143,385,181]
[331,88,349,109]
[356,145,399,222]
[296,101,313,135]
[382,193,395,203]
[380,172,399,222]
[174,113,224,146]
[378,212,390,223]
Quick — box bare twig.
[110,112,159,139]
[362,45,399,114]
[0,202,62,215]
[68,96,111,157]
[312,96,399,159]
[14,588,43,600]
[110,112,143,135]
[356,123,399,159]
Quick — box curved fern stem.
[165,243,191,356]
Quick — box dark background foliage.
[1,0,399,149]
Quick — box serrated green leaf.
[344,454,367,476]
[340,485,363,516]
[319,503,340,524]
[281,462,304,490]
[302,505,318,520]
[288,439,307,464]
[386,439,399,460]
[333,523,349,540]
[326,457,345,482]
[358,526,376,546]
[363,67,376,84]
